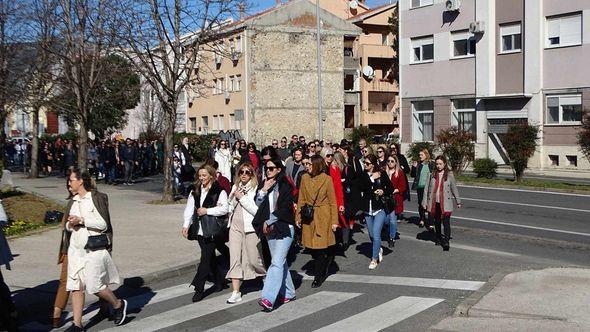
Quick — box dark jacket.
[120,144,136,162]
[411,161,435,190]
[252,174,295,240]
[358,170,394,213]
[58,190,113,263]
[190,181,223,238]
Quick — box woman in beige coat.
[296,155,338,288]
[225,162,266,304]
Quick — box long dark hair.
[434,155,449,181]
[70,168,95,191]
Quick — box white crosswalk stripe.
[20,274,484,331]
[206,291,362,332]
[314,296,444,332]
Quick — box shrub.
[173,133,220,162]
[436,127,475,175]
[407,141,436,162]
[577,110,590,163]
[4,220,43,237]
[348,125,375,145]
[501,124,539,182]
[473,158,498,178]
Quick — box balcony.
[361,109,395,125]
[366,79,398,92]
[344,91,360,105]
[359,44,395,59]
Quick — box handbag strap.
[310,177,327,207]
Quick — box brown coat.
[296,173,338,249]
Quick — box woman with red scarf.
[421,155,462,251]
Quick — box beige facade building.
[186,0,399,144]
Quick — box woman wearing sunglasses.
[384,155,407,248]
[225,163,266,304]
[358,154,393,270]
[214,140,232,180]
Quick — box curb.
[455,180,590,195]
[454,271,508,317]
[127,261,198,288]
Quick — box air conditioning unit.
[215,54,222,65]
[469,21,485,34]
[445,0,461,12]
[231,52,240,61]
[224,90,230,100]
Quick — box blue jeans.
[365,210,386,260]
[388,212,398,240]
[261,226,295,304]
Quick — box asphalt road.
[45,182,586,332]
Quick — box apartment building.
[345,3,399,136]
[399,0,590,171]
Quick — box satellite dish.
[349,0,358,10]
[362,65,374,78]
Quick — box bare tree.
[0,1,27,170]
[116,0,247,201]
[136,86,165,141]
[21,0,59,178]
[51,0,119,171]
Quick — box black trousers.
[311,246,335,281]
[0,269,16,329]
[432,203,451,243]
[191,235,228,292]
[416,188,429,225]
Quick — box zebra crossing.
[32,273,485,332]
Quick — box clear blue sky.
[255,0,393,12]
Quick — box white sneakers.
[227,291,242,304]
[369,248,384,270]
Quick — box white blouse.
[183,185,229,235]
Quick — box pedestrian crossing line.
[101,291,258,332]
[313,296,444,332]
[205,291,363,332]
[301,273,485,291]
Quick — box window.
[412,100,434,141]
[411,0,433,8]
[235,75,242,91]
[202,116,209,129]
[411,36,434,64]
[213,115,219,131]
[189,117,197,133]
[215,78,224,95]
[451,31,476,58]
[546,13,582,48]
[546,95,582,124]
[219,115,225,131]
[382,33,389,46]
[235,36,242,53]
[212,79,218,95]
[230,114,236,129]
[500,23,522,53]
[566,155,577,167]
[228,76,235,92]
[452,99,476,136]
[548,155,559,166]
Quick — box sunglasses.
[377,150,384,153]
[326,154,333,158]
[364,162,372,166]
[387,160,396,163]
[266,166,277,171]
[303,162,311,166]
[239,169,252,175]
[281,140,287,143]
[272,142,278,145]
[309,145,316,148]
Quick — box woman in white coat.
[215,140,232,180]
[225,162,266,304]
[66,169,127,330]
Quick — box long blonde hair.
[332,151,346,170]
[233,162,258,190]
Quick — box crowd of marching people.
[0,134,461,331]
[182,135,462,313]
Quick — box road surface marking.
[409,192,590,213]
[457,184,590,197]
[398,235,521,257]
[405,210,590,237]
[101,292,257,332]
[314,296,444,332]
[301,274,485,291]
[206,291,362,332]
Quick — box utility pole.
[316,0,323,140]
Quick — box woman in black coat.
[357,154,393,270]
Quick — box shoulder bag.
[300,178,326,224]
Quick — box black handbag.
[85,234,109,251]
[381,195,397,215]
[300,178,326,224]
[187,220,199,241]
[44,210,64,224]
[188,215,227,239]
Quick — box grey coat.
[421,171,461,214]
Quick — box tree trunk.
[161,107,175,202]
[0,104,6,173]
[30,108,40,178]
[78,122,88,172]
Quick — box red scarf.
[430,171,451,217]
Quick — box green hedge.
[407,142,436,162]
[473,158,498,179]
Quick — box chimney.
[239,2,246,20]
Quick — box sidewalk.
[4,174,197,306]
[431,268,590,331]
